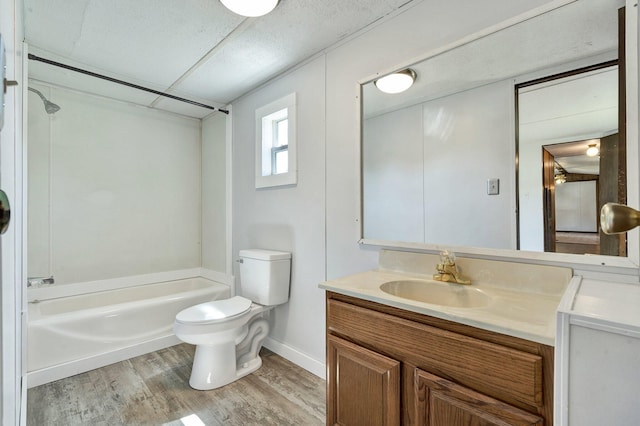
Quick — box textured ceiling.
[24,0,416,118]
[363,0,621,119]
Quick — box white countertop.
[558,278,640,330]
[320,269,572,346]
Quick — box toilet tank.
[238,249,291,305]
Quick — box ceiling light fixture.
[374,69,417,94]
[220,0,279,17]
[586,143,599,157]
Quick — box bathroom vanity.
[325,292,552,425]
[329,0,638,423]
[320,250,572,425]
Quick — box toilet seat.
[176,296,252,325]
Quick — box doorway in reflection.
[517,62,626,256]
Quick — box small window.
[255,93,297,188]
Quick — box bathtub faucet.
[27,276,55,287]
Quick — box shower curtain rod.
[28,54,229,114]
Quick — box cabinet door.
[327,335,400,426]
[414,369,543,426]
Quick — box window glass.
[274,149,288,174]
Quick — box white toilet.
[174,249,291,390]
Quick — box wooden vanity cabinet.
[327,335,401,425]
[413,369,543,425]
[326,292,554,426]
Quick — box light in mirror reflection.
[374,69,417,94]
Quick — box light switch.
[487,178,499,195]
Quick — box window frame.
[255,92,297,188]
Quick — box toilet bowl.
[174,297,271,390]
[174,249,291,390]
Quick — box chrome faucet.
[433,251,471,285]
[27,276,55,287]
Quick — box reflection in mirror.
[361,0,629,260]
[518,64,626,256]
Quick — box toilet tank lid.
[239,249,291,261]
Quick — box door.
[414,369,543,426]
[542,147,556,252]
[327,335,400,426]
[598,132,626,256]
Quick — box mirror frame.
[357,0,640,273]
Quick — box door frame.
[0,3,26,424]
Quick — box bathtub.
[27,277,229,387]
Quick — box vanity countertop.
[320,269,574,346]
[558,277,640,328]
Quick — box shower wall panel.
[27,83,202,285]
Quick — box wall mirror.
[360,0,638,267]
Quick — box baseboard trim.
[263,337,326,380]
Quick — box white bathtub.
[27,277,229,387]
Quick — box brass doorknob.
[600,203,640,235]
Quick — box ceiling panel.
[176,0,413,102]
[24,0,416,116]
[25,0,243,87]
[519,68,618,144]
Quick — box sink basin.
[380,280,491,308]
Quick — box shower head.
[28,87,61,114]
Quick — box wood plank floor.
[27,344,326,425]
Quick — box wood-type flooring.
[27,344,325,425]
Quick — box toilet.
[174,249,291,390]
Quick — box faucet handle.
[27,276,55,287]
[434,251,471,284]
[440,250,455,265]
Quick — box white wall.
[231,0,556,371]
[232,57,326,372]
[363,81,516,249]
[423,81,515,248]
[26,86,50,277]
[27,84,202,284]
[364,105,424,243]
[202,113,227,274]
[556,181,597,232]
